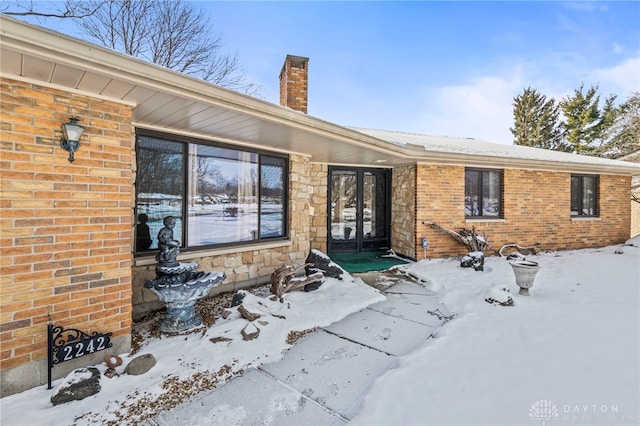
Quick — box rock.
[103,368,118,379]
[231,292,246,307]
[304,281,323,292]
[484,285,514,306]
[50,367,101,406]
[238,305,261,321]
[461,251,484,271]
[124,354,157,376]
[104,354,122,369]
[210,336,233,344]
[241,323,260,341]
[305,249,344,280]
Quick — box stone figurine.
[156,215,180,267]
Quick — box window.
[465,169,502,218]
[134,132,288,253]
[571,175,598,217]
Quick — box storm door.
[328,167,391,253]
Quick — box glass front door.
[328,167,391,253]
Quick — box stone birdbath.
[508,260,541,296]
[145,216,225,334]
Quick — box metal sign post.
[47,323,112,389]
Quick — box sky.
[11,1,640,145]
[2,238,638,424]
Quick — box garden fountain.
[145,216,225,334]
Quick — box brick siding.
[0,78,133,394]
[413,165,631,258]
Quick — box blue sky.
[15,1,640,144]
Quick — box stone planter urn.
[509,260,541,295]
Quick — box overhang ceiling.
[0,15,415,167]
[1,16,639,175]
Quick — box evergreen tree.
[560,84,617,155]
[597,92,640,158]
[511,87,568,151]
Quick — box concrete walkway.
[149,277,452,425]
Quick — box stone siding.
[391,164,416,259]
[131,154,312,317]
[308,163,328,252]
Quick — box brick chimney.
[279,55,309,114]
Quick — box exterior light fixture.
[60,117,84,163]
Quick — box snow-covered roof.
[351,127,640,175]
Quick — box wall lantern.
[60,117,84,163]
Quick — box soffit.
[1,16,639,176]
[0,16,410,167]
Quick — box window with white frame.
[134,132,288,253]
[571,174,598,217]
[465,168,503,218]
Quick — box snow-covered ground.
[353,237,640,426]
[1,238,638,425]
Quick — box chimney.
[279,55,309,114]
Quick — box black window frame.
[134,129,289,255]
[464,168,503,219]
[571,174,599,217]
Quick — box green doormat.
[329,250,409,274]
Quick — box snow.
[1,239,638,425]
[0,276,384,425]
[352,237,640,426]
[352,127,640,172]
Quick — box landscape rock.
[231,292,246,307]
[241,323,260,341]
[484,285,514,306]
[238,305,261,321]
[305,249,344,280]
[50,367,101,406]
[124,354,157,376]
[461,251,484,271]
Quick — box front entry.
[328,167,391,253]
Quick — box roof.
[353,128,640,174]
[1,15,639,176]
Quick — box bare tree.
[1,0,103,18]
[2,0,259,95]
[76,0,257,94]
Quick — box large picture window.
[135,132,287,253]
[571,174,598,217]
[465,169,502,218]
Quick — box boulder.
[231,291,246,307]
[461,251,484,271]
[50,367,101,406]
[305,249,344,280]
[124,353,157,376]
